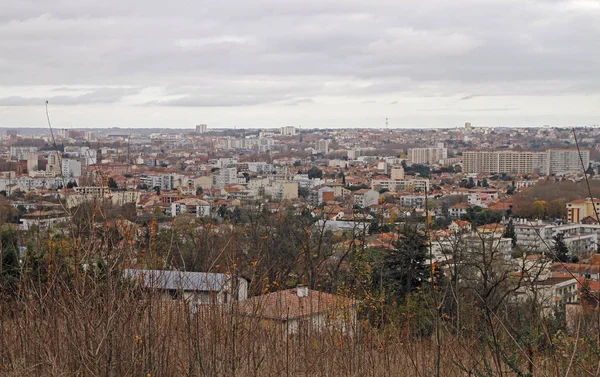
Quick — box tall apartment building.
[61,159,82,178]
[408,147,447,165]
[315,139,330,154]
[196,124,208,134]
[347,149,360,160]
[280,126,297,136]
[547,149,589,175]
[463,149,589,175]
[26,153,39,173]
[140,173,176,191]
[64,146,98,165]
[46,151,62,175]
[10,146,38,160]
[390,166,405,180]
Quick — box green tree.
[376,225,430,301]
[552,233,570,263]
[503,219,517,247]
[307,166,323,179]
[107,177,118,189]
[1,227,20,296]
[586,163,595,176]
[467,177,476,189]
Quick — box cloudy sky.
[0,0,599,129]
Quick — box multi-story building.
[400,195,426,208]
[408,146,448,165]
[352,189,379,209]
[140,173,176,191]
[566,198,600,223]
[280,126,297,136]
[310,186,335,205]
[214,167,239,189]
[347,149,360,160]
[10,146,38,160]
[0,176,78,192]
[371,178,430,192]
[547,149,589,175]
[171,198,211,217]
[64,146,98,165]
[196,124,208,134]
[315,139,330,154]
[463,149,589,175]
[390,166,405,180]
[265,182,299,201]
[61,159,82,178]
[463,151,548,174]
[26,153,39,172]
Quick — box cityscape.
[2,0,600,375]
[1,122,600,375]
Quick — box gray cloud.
[0,0,598,127]
[0,87,140,106]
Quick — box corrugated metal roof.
[123,269,228,292]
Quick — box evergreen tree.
[503,219,517,247]
[1,227,20,296]
[377,225,430,301]
[107,177,119,189]
[467,177,476,189]
[552,233,570,263]
[307,166,323,179]
[586,163,595,176]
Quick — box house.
[449,220,472,233]
[171,198,211,217]
[449,203,469,219]
[514,276,579,316]
[237,286,360,334]
[353,189,379,208]
[566,198,600,223]
[20,210,71,230]
[123,269,248,305]
[467,189,499,208]
[310,185,335,205]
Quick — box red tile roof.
[237,288,359,320]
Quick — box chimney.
[296,285,308,298]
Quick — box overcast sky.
[0,0,599,129]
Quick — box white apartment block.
[347,149,360,160]
[315,139,330,154]
[353,189,379,208]
[408,147,448,165]
[64,146,98,165]
[265,181,299,201]
[371,178,430,192]
[61,159,82,178]
[10,146,38,160]
[26,153,39,172]
[514,220,600,256]
[140,174,176,191]
[216,157,238,168]
[280,126,297,136]
[390,166,405,180]
[214,167,242,189]
[172,198,211,217]
[196,124,208,134]
[0,177,78,192]
[547,149,589,175]
[463,149,589,175]
[400,195,426,208]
